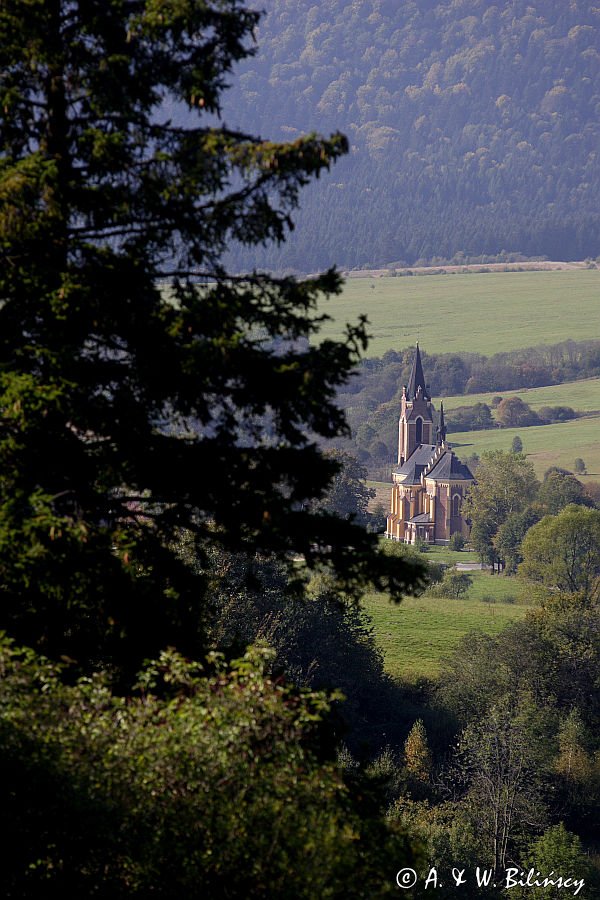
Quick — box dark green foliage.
[437,592,600,847]
[0,639,420,898]
[538,405,577,423]
[494,508,540,575]
[221,1,600,270]
[316,449,375,526]
[429,569,473,599]
[204,548,398,747]
[519,505,600,601]
[464,450,539,569]
[0,0,423,674]
[511,435,523,454]
[455,696,552,876]
[517,825,596,899]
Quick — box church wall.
[449,484,468,538]
[434,486,448,542]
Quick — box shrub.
[0,639,420,898]
[449,532,465,551]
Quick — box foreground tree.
[0,1,421,672]
[456,697,550,877]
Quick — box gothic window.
[415,416,423,443]
[452,493,461,517]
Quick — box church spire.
[436,401,447,446]
[407,342,429,400]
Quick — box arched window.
[415,416,423,444]
[452,493,461,518]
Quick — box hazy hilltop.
[219,0,600,271]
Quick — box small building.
[386,345,475,544]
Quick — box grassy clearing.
[316,270,600,358]
[365,542,529,680]
[363,581,531,681]
[450,415,600,480]
[442,377,600,414]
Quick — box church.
[386,345,475,545]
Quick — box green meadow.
[363,584,530,680]
[440,377,600,479]
[360,544,531,680]
[449,415,600,480]
[316,269,600,357]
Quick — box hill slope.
[221,0,600,271]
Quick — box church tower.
[398,343,434,464]
[387,345,475,546]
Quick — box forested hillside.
[221,0,600,271]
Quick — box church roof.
[392,445,474,483]
[408,512,432,524]
[427,450,474,482]
[392,444,437,484]
[407,343,429,400]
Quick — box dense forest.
[218,0,600,271]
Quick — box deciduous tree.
[519,505,600,602]
[463,450,539,570]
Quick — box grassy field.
[316,269,600,357]
[442,377,600,414]
[363,583,530,680]
[449,415,600,480]
[360,543,529,680]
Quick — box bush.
[537,405,576,423]
[0,639,420,898]
[449,533,465,551]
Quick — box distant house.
[386,345,475,544]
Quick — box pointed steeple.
[407,343,429,400]
[436,401,447,446]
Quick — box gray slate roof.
[392,444,437,484]
[407,344,429,400]
[392,445,474,483]
[427,451,474,481]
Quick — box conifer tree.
[0,1,422,673]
